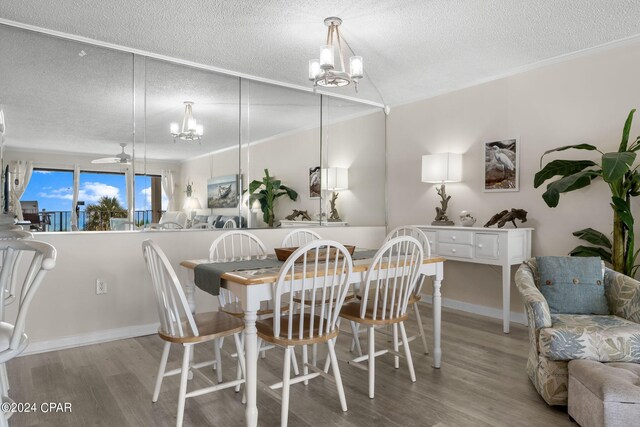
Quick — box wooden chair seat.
[158,311,244,344]
[339,301,409,325]
[256,314,339,346]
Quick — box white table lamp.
[183,196,201,220]
[422,153,462,226]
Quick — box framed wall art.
[207,174,241,208]
[309,166,321,198]
[483,138,519,192]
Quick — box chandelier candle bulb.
[320,44,335,69]
[309,59,321,80]
[170,122,179,134]
[349,56,363,79]
[196,124,203,136]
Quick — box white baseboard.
[420,294,527,325]
[21,296,527,357]
[22,323,160,356]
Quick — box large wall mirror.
[0,23,386,232]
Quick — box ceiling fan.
[91,143,132,164]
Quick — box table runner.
[194,248,380,296]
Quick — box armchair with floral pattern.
[515,258,640,405]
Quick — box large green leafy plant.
[535,109,640,276]
[248,169,298,227]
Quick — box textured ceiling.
[2,1,640,161]
[1,0,640,107]
[0,24,374,161]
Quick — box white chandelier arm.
[334,26,347,73]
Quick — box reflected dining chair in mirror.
[142,240,246,427]
[340,236,424,399]
[0,239,56,426]
[222,218,237,229]
[145,211,188,230]
[383,225,432,355]
[257,240,353,427]
[281,229,321,247]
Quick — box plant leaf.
[540,144,599,167]
[572,228,612,249]
[249,180,263,194]
[619,109,636,152]
[569,245,612,263]
[534,160,597,188]
[280,185,298,201]
[601,152,636,183]
[542,170,599,207]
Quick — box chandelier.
[170,101,203,142]
[308,17,364,91]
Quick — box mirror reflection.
[0,24,135,231]
[0,23,386,232]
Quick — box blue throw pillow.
[536,256,609,315]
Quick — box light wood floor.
[6,305,573,427]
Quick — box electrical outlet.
[96,279,107,295]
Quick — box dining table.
[180,250,445,427]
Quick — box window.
[21,168,165,231]
[20,168,73,231]
[135,174,164,227]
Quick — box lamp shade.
[421,153,462,183]
[183,196,201,210]
[323,167,349,190]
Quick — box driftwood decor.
[284,210,312,221]
[483,208,528,228]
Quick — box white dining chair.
[209,230,298,380]
[222,218,237,229]
[383,225,432,354]
[339,235,423,398]
[142,239,246,427]
[0,230,33,393]
[0,239,56,427]
[258,240,353,426]
[280,229,321,247]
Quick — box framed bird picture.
[483,138,519,192]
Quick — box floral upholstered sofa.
[515,258,640,405]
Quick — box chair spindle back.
[281,229,321,248]
[209,231,268,307]
[142,240,198,339]
[273,240,353,341]
[359,236,423,321]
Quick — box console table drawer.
[438,243,473,259]
[424,231,437,254]
[438,230,473,245]
[475,233,499,259]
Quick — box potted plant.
[535,109,640,275]
[247,169,298,227]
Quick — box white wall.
[12,226,386,354]
[387,40,640,312]
[179,111,386,227]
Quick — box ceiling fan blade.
[91,157,120,164]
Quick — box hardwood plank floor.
[6,305,573,426]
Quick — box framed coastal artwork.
[207,174,240,208]
[483,138,519,192]
[309,166,321,198]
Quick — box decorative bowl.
[275,245,355,263]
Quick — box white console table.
[415,225,533,333]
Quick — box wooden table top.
[180,256,445,286]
